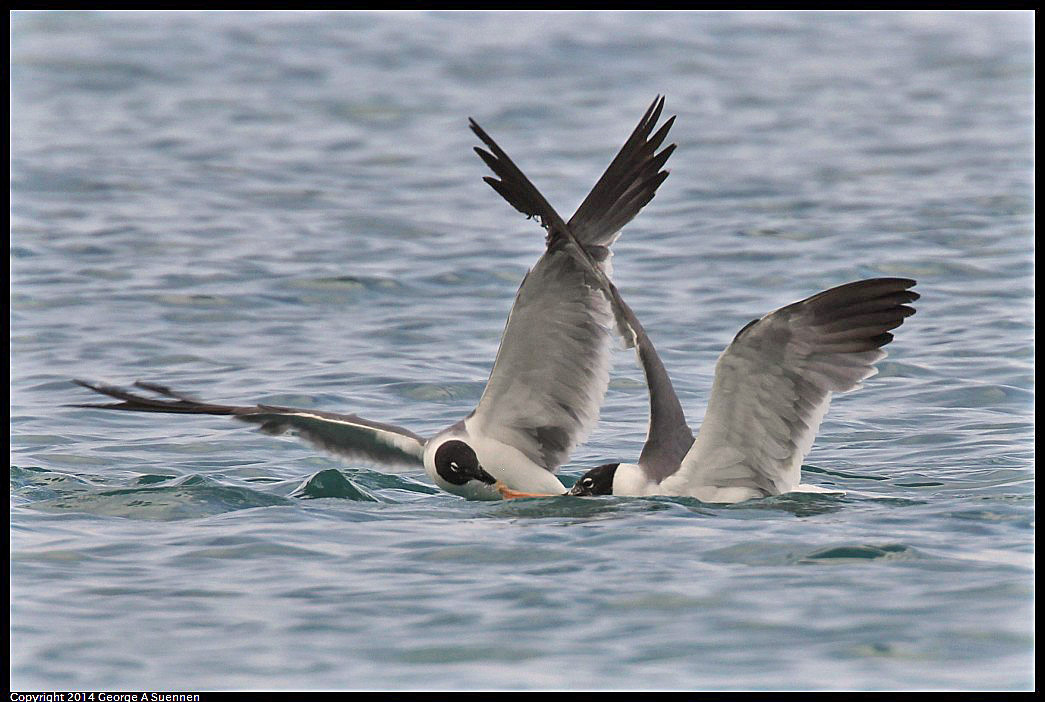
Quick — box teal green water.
[11,11,1033,691]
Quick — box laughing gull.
[472,154,921,502]
[560,277,919,502]
[73,97,678,501]
[460,109,919,503]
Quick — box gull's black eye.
[582,477,594,487]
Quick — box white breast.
[464,416,568,495]
[612,463,659,496]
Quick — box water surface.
[11,10,1034,691]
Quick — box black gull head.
[568,462,619,496]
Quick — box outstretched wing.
[468,97,679,472]
[71,380,426,468]
[664,279,919,496]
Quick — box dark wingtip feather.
[796,278,919,353]
[468,117,491,142]
[646,95,665,127]
[565,96,677,246]
[470,114,567,233]
[647,116,676,153]
[71,378,245,415]
[870,332,894,348]
[473,146,498,169]
[131,380,199,402]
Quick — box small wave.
[289,468,379,501]
[800,543,922,563]
[25,472,290,521]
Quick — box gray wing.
[469,97,678,472]
[71,380,426,468]
[469,245,616,471]
[667,279,919,495]
[609,286,695,482]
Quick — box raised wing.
[468,97,679,472]
[470,95,675,254]
[566,96,675,249]
[611,286,695,482]
[664,278,918,497]
[468,245,616,471]
[71,380,426,468]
